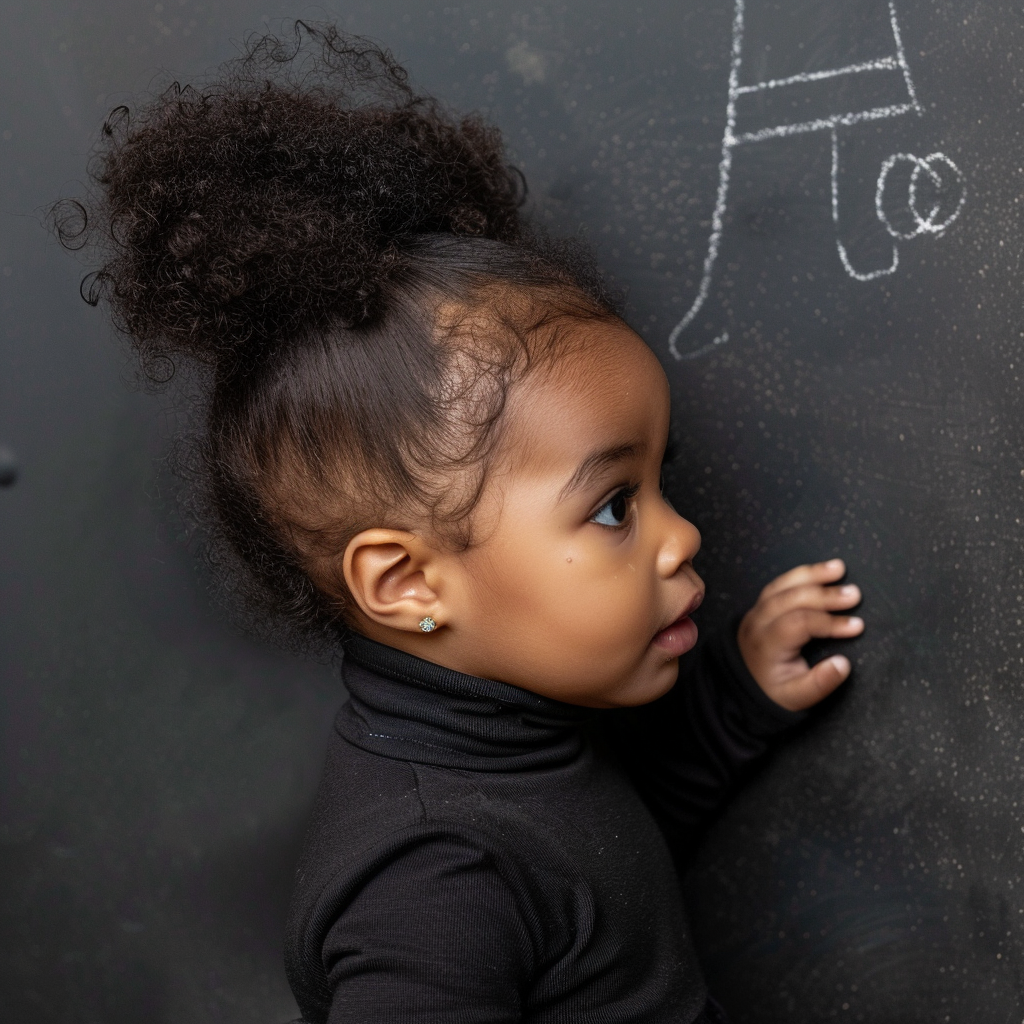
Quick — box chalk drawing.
[668,0,966,360]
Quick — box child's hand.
[737,559,864,712]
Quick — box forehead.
[503,320,670,476]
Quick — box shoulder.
[297,727,427,871]
[293,788,559,932]
[288,728,566,932]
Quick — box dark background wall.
[1,1,1021,1021]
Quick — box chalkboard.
[2,0,1021,1020]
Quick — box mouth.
[650,588,705,658]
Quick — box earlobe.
[343,529,444,634]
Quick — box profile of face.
[344,318,704,708]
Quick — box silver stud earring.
[418,616,437,633]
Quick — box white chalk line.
[887,0,922,111]
[668,0,963,360]
[733,56,900,95]
[668,0,745,359]
[676,332,731,362]
[832,128,899,281]
[730,103,917,146]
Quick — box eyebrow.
[558,441,645,503]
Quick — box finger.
[755,582,862,626]
[772,655,852,712]
[758,559,846,601]
[768,609,865,649]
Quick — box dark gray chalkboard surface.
[1,1,1020,1020]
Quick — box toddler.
[60,26,864,1024]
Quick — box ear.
[343,529,446,634]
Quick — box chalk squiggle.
[668,0,966,360]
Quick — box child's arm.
[737,558,864,711]
[291,832,534,1023]
[602,559,863,852]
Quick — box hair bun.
[58,25,524,377]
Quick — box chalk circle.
[876,152,966,241]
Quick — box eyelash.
[589,483,640,529]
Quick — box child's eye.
[590,485,638,527]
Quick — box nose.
[656,500,701,579]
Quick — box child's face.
[436,319,704,708]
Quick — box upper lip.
[656,587,705,635]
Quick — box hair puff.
[56,24,525,379]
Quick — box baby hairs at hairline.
[54,23,621,653]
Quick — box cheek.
[460,524,668,703]
[499,535,655,644]
[568,566,655,651]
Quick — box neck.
[337,633,591,772]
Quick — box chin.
[607,659,680,708]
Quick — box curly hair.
[54,23,619,653]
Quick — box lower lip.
[651,616,698,657]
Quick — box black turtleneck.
[285,629,803,1024]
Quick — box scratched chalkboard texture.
[1,0,1021,1021]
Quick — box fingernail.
[828,558,844,570]
[830,655,850,673]
[841,585,859,596]
[847,617,864,629]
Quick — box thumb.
[773,655,851,712]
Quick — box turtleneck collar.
[337,633,591,772]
